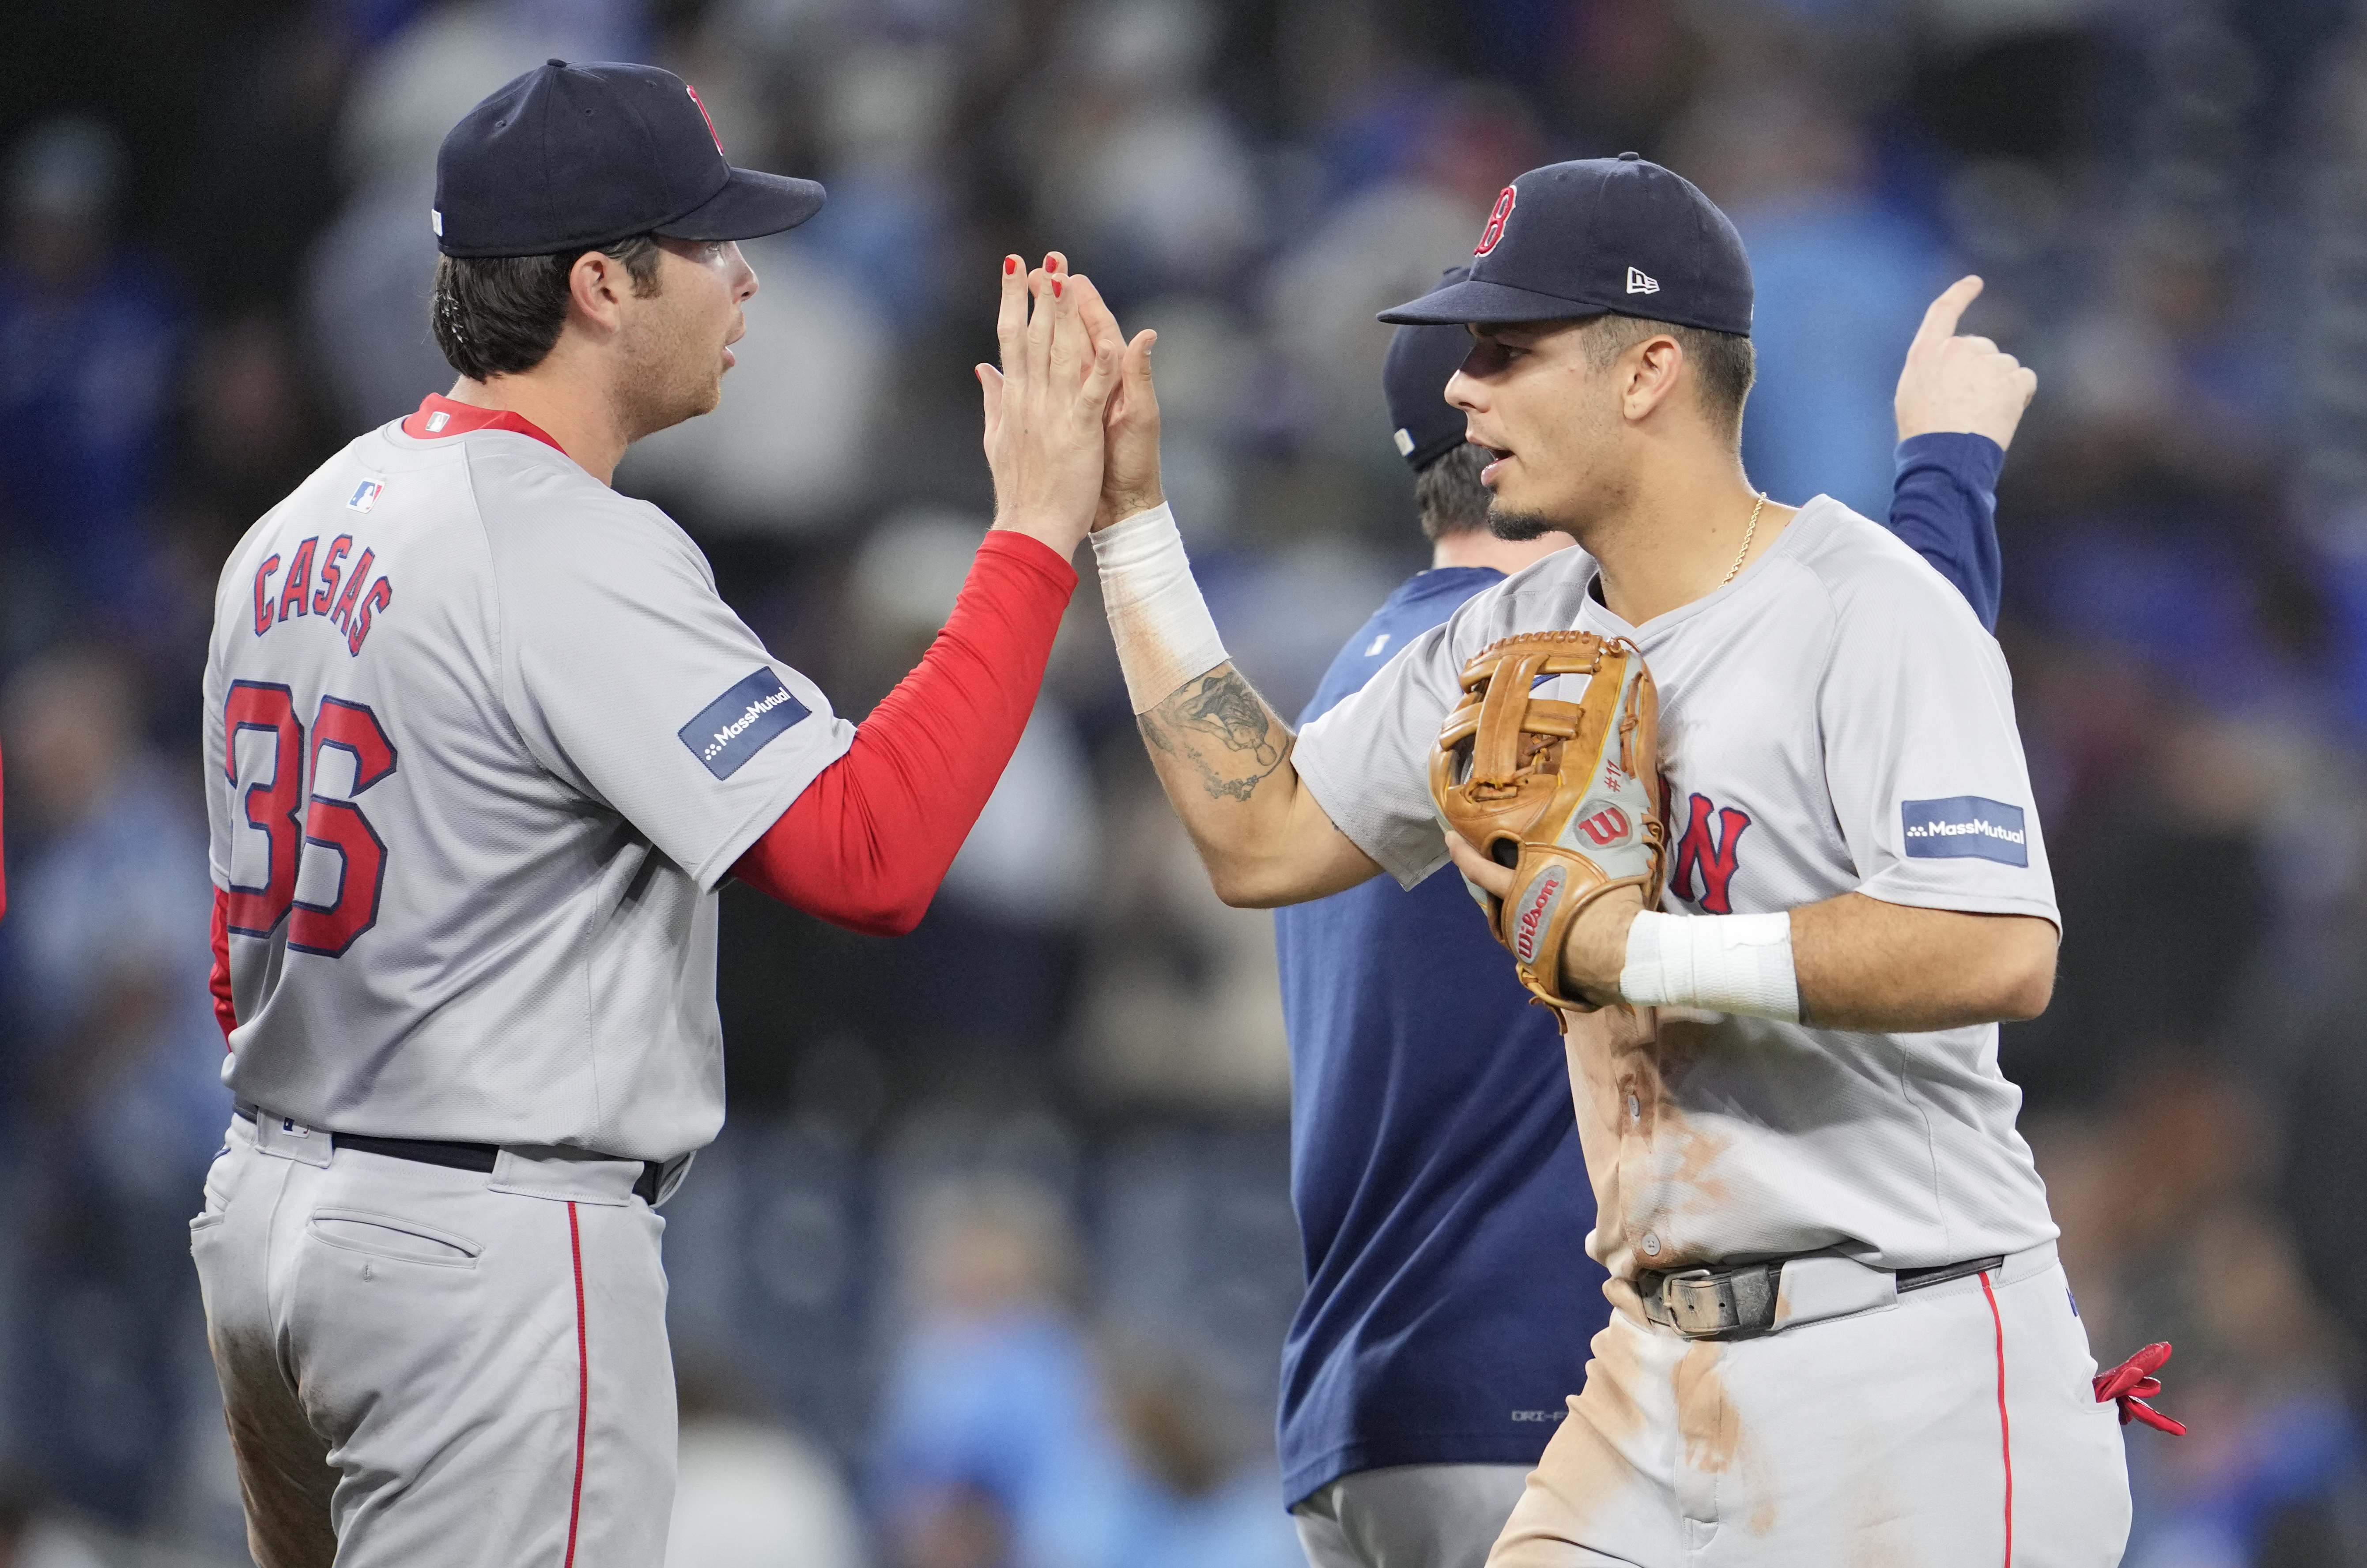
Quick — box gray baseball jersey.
[202,414,851,1161]
[1292,497,2058,1280]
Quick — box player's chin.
[1487,503,1562,543]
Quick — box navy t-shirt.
[1272,434,2006,1505]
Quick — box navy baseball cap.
[1384,268,1478,472]
[1379,154,1752,335]
[434,61,825,258]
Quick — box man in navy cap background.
[1271,255,2058,1568]
[1083,152,2133,1565]
[190,59,1148,1568]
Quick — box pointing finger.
[1912,275,1984,355]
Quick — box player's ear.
[565,250,630,332]
[1620,334,1685,424]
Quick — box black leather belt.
[235,1105,661,1205]
[1638,1252,2007,1339]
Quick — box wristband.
[1620,910,1801,1022]
[1091,502,1230,713]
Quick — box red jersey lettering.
[1670,792,1752,914]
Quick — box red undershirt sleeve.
[211,887,235,1045]
[730,529,1079,936]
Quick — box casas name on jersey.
[252,531,394,657]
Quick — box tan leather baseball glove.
[1429,630,1666,1011]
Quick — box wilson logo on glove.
[1578,803,1631,847]
[1513,867,1566,965]
[1430,630,1667,1015]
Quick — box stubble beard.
[1487,503,1564,542]
[615,309,727,443]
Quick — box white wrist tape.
[1091,503,1230,713]
[1620,910,1801,1022]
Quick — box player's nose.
[726,240,758,302]
[1446,365,1486,413]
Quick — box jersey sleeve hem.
[689,712,856,892]
[1293,729,1448,890]
[1850,878,2062,932]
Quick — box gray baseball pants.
[1487,1241,2131,1567]
[1294,1463,1533,1568]
[189,1112,676,1567]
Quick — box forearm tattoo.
[1140,667,1293,802]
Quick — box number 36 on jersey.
[223,682,398,956]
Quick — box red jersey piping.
[564,1202,589,1568]
[1981,1269,2013,1568]
[401,393,567,456]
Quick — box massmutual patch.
[680,668,809,780]
[1901,795,2027,867]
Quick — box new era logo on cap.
[1627,267,1660,294]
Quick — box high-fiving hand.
[1088,301,1160,531]
[976,252,1124,559]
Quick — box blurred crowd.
[3,0,2367,1562]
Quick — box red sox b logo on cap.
[685,85,724,154]
[1474,185,1516,256]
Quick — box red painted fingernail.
[1052,278,1063,297]
[1005,256,1018,275]
[1045,253,1059,271]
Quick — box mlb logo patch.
[1902,796,2028,867]
[347,479,385,513]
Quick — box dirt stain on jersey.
[1672,1340,1779,1537]
[1674,1342,1741,1473]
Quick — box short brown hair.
[430,234,663,381]
[1413,442,1491,541]
[1575,313,1755,445]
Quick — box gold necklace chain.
[1721,491,1768,587]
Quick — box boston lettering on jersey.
[679,668,810,780]
[252,530,394,658]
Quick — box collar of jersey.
[402,393,566,456]
[1579,495,1837,640]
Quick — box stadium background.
[2,0,2365,1562]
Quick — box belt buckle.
[1661,1268,1742,1337]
